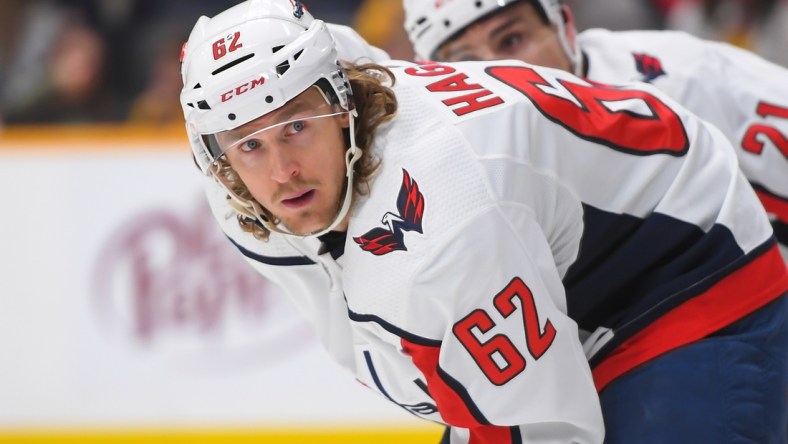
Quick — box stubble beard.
[278,186,346,236]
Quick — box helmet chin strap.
[306,108,361,237]
[560,33,583,77]
[551,7,583,77]
[217,109,362,238]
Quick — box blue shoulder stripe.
[348,309,442,347]
[227,236,315,266]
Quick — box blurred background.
[0,0,786,443]
[1,0,786,126]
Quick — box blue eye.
[291,121,305,132]
[242,139,260,151]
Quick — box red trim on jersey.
[593,244,788,391]
[401,339,515,444]
[755,188,788,223]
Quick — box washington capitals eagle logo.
[633,52,666,82]
[353,169,425,256]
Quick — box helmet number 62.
[212,31,243,60]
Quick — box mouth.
[281,189,316,209]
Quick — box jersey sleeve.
[402,207,604,444]
[677,40,788,249]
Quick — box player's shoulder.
[326,22,390,63]
[349,61,514,252]
[385,60,572,122]
[599,29,783,87]
[579,28,726,85]
[381,58,689,158]
[580,28,703,47]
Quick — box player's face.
[219,87,351,235]
[435,2,574,72]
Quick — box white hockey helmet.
[180,0,361,236]
[403,0,581,75]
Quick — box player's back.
[350,60,781,369]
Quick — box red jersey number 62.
[453,277,557,386]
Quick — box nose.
[269,143,299,183]
[458,24,499,61]
[476,44,500,61]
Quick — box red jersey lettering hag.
[204,60,787,444]
[578,29,788,263]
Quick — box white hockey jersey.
[204,60,787,444]
[578,29,788,261]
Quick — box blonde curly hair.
[214,62,398,240]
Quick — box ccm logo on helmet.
[221,77,266,102]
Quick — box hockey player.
[180,1,788,442]
[403,0,788,266]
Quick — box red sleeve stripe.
[592,243,788,391]
[401,339,520,444]
[401,339,487,426]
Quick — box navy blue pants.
[600,294,787,444]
